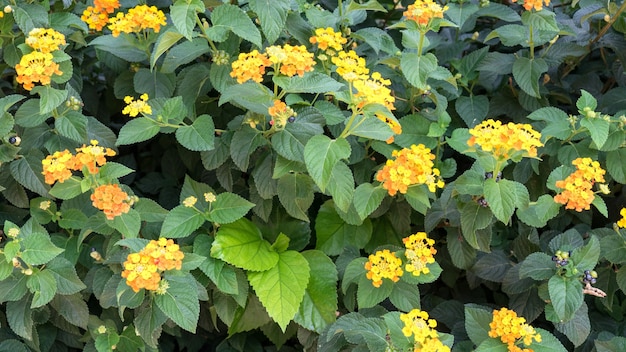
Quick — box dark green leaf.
[155,272,200,333]
[548,276,583,322]
[21,232,64,266]
[160,205,205,239]
[277,173,315,222]
[51,293,89,329]
[315,201,372,255]
[304,135,351,192]
[249,0,290,44]
[175,114,215,151]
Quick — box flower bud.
[4,5,12,13]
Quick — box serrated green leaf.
[472,250,511,282]
[580,117,609,149]
[21,232,64,266]
[248,250,310,331]
[347,113,393,141]
[27,269,57,308]
[274,72,344,94]
[484,179,517,224]
[176,114,215,151]
[49,176,83,199]
[249,0,290,44]
[459,201,492,251]
[208,192,254,224]
[55,111,88,143]
[456,95,489,128]
[211,218,279,271]
[6,297,34,340]
[315,201,372,255]
[600,234,626,264]
[576,89,597,112]
[206,4,262,47]
[109,209,141,239]
[31,86,68,115]
[170,0,204,40]
[51,293,89,329]
[219,82,274,114]
[464,304,493,346]
[10,151,50,197]
[532,328,568,352]
[90,35,149,62]
[271,109,324,162]
[116,118,160,146]
[134,301,167,348]
[527,107,571,140]
[548,276,583,322]
[58,208,88,230]
[277,173,315,222]
[389,281,421,312]
[571,236,600,272]
[160,205,205,238]
[512,57,548,98]
[304,135,351,192]
[230,126,268,171]
[555,302,589,347]
[195,235,239,295]
[134,69,176,99]
[151,30,185,69]
[353,27,399,55]
[401,52,437,89]
[327,162,354,213]
[98,162,135,180]
[155,272,200,333]
[161,38,210,74]
[516,194,560,228]
[519,252,556,280]
[46,257,86,295]
[0,275,28,303]
[353,183,386,220]
[606,148,626,183]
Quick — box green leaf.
[134,69,176,98]
[522,10,559,31]
[328,313,388,351]
[51,293,89,329]
[304,135,351,192]
[456,95,489,128]
[155,272,200,333]
[555,302,589,347]
[571,235,600,272]
[485,24,528,47]
[55,111,88,143]
[576,89,597,112]
[459,201,492,251]
[447,230,477,269]
[195,235,239,295]
[175,114,215,151]
[401,52,437,89]
[472,250,511,282]
[10,151,50,197]
[208,192,254,224]
[116,118,160,146]
[274,72,344,94]
[600,234,626,264]
[294,250,338,333]
[49,176,83,199]
[475,339,509,351]
[404,185,432,214]
[211,218,279,271]
[0,275,28,303]
[519,252,556,280]
[327,162,354,213]
[230,126,268,170]
[219,82,274,114]
[532,328,568,352]
[134,301,168,348]
[389,281,421,311]
[47,257,87,295]
[151,30,184,70]
[95,331,120,352]
[21,232,64,266]
[28,269,57,308]
[109,209,141,239]
[348,113,393,141]
[516,194,560,228]
[464,304,493,346]
[206,4,262,47]
[277,173,315,222]
[580,117,610,149]
[357,276,394,309]
[90,35,149,62]
[315,201,372,255]
[161,38,210,74]
[606,148,626,183]
[160,205,205,239]
[484,179,517,224]
[271,107,324,162]
[315,100,346,125]
[6,297,34,340]
[353,183,386,220]
[548,276,583,322]
[249,0,290,44]
[98,162,135,180]
[170,0,204,40]
[512,57,548,98]
[248,251,310,331]
[30,86,67,115]
[527,107,571,140]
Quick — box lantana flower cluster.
[15,28,65,91]
[376,144,444,196]
[403,232,437,277]
[91,184,134,220]
[268,99,297,129]
[331,50,369,82]
[554,157,606,212]
[81,0,120,31]
[81,2,166,37]
[122,93,152,117]
[512,0,550,11]
[617,208,626,228]
[309,27,348,52]
[488,308,542,352]
[230,44,315,83]
[121,238,184,293]
[400,309,450,352]
[403,0,448,27]
[467,119,544,160]
[364,249,403,288]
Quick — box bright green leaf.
[211,218,279,271]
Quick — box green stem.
[417,30,426,57]
[528,23,534,59]
[196,15,218,52]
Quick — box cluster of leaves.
[1,0,626,351]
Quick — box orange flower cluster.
[81,0,120,31]
[15,28,66,91]
[42,150,76,185]
[467,119,543,160]
[554,158,606,212]
[403,0,448,26]
[488,308,541,352]
[400,309,450,352]
[512,0,550,11]
[121,238,184,292]
[74,140,117,174]
[230,50,272,84]
[91,184,133,220]
[331,50,369,82]
[364,249,403,287]
[25,28,67,53]
[309,27,347,51]
[266,44,315,77]
[268,99,296,128]
[403,232,437,277]
[618,208,626,228]
[376,144,445,196]
[108,5,167,37]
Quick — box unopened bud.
[472,32,479,40]
[90,250,102,261]
[97,325,107,334]
[549,35,559,45]
[4,5,12,13]
[7,228,19,238]
[604,14,611,22]
[12,257,20,268]
[22,268,33,276]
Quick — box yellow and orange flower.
[74,140,116,174]
[376,144,444,196]
[403,232,437,277]
[122,93,152,117]
[332,50,369,82]
[41,150,76,185]
[488,308,541,352]
[230,50,272,84]
[400,309,450,352]
[554,158,606,212]
[617,208,626,228]
[94,0,120,13]
[91,184,132,220]
[81,6,110,31]
[512,0,550,11]
[121,238,184,292]
[309,27,348,52]
[353,72,395,111]
[15,51,63,91]
[467,119,543,160]
[364,249,403,287]
[108,5,167,37]
[25,28,66,53]
[265,44,315,77]
[404,0,448,26]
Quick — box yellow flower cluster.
[618,208,626,228]
[554,158,606,212]
[81,0,120,31]
[467,119,543,160]
[121,238,184,293]
[404,0,448,26]
[376,113,403,144]
[364,249,403,288]
[108,5,167,37]
[91,184,133,220]
[353,72,395,111]
[332,50,369,82]
[376,144,444,196]
[122,93,152,117]
[400,309,450,352]
[15,28,66,91]
[266,44,316,77]
[42,140,116,184]
[268,99,296,128]
[25,28,67,53]
[512,0,550,11]
[230,50,272,84]
[309,27,347,51]
[403,232,437,277]
[488,308,541,352]
[183,196,197,208]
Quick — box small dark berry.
[584,270,590,274]
[485,172,493,179]
[288,116,295,123]
[591,278,597,284]
[552,256,558,262]
[8,136,20,146]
